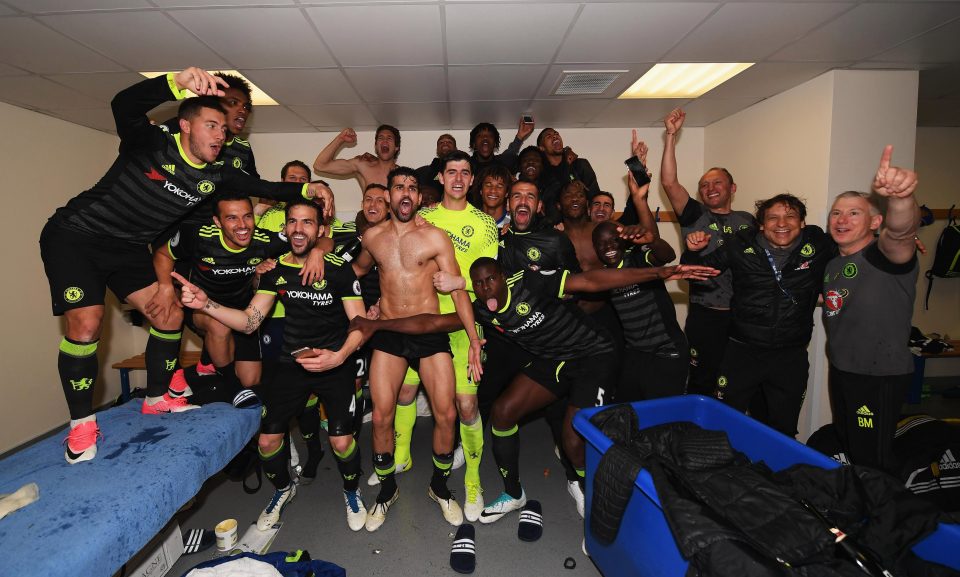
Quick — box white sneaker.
[344,488,367,531]
[452,444,465,470]
[257,484,296,531]
[428,486,463,526]
[366,459,411,486]
[463,482,484,522]
[364,489,399,532]
[567,480,585,518]
[479,489,527,524]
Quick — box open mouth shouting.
[232,226,251,245]
[231,113,246,135]
[394,195,416,221]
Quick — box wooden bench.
[911,340,960,404]
[111,350,202,402]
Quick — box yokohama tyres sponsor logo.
[285,290,333,305]
[509,311,544,334]
[208,266,257,275]
[164,180,202,204]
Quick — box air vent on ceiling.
[553,71,626,95]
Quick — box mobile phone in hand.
[522,115,534,125]
[625,156,651,188]
[291,347,319,359]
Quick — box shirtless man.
[559,180,606,280]
[352,166,483,531]
[313,125,400,192]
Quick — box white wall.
[0,102,140,453]
[704,69,921,441]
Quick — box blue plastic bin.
[573,395,960,577]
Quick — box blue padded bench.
[0,400,259,577]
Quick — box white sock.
[70,415,96,428]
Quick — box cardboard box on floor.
[119,521,182,577]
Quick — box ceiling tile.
[0,76,103,110]
[448,65,547,101]
[526,99,613,127]
[701,62,837,99]
[45,71,147,101]
[306,5,443,66]
[445,3,578,65]
[0,63,30,76]
[587,99,688,127]
[536,63,652,99]
[345,67,447,103]
[288,104,378,129]
[169,7,335,69]
[152,0,294,5]
[367,102,450,130]
[449,100,529,130]
[770,3,960,62]
[241,68,359,105]
[868,18,960,64]
[245,106,314,133]
[0,17,124,74]
[146,101,180,125]
[2,0,150,12]
[39,11,229,71]
[44,107,117,134]
[557,3,717,63]
[666,2,855,62]
[682,96,764,126]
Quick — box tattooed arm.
[173,271,274,334]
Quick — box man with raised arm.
[594,142,689,401]
[313,125,400,192]
[40,67,331,464]
[469,117,534,174]
[351,166,483,531]
[660,107,755,397]
[824,146,920,472]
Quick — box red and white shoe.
[64,421,102,464]
[167,369,193,398]
[196,361,216,376]
[142,393,200,415]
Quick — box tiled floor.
[167,416,600,577]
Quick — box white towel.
[0,483,39,520]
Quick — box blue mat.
[0,400,259,577]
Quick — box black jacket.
[682,225,836,349]
[589,405,952,577]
